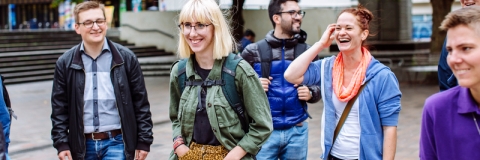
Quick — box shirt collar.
[80,37,111,54]
[457,87,480,114]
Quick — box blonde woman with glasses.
[168,0,273,159]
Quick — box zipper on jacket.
[281,40,287,125]
[111,64,128,158]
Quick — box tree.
[230,0,246,42]
[430,0,454,54]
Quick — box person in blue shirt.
[0,76,11,160]
[238,29,255,53]
[438,0,480,91]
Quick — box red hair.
[338,5,373,31]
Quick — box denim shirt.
[169,55,273,160]
[302,56,402,160]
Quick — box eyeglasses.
[276,10,306,18]
[77,19,106,28]
[178,22,212,33]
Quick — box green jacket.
[169,56,273,160]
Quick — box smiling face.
[74,8,107,45]
[181,21,214,55]
[278,1,302,36]
[461,0,480,7]
[446,24,480,88]
[335,13,368,53]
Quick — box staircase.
[0,30,176,84]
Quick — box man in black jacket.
[50,1,153,160]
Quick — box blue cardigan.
[302,56,402,160]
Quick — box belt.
[85,129,122,140]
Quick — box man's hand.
[135,150,149,160]
[295,84,312,101]
[175,145,190,158]
[58,150,72,160]
[259,77,273,92]
[224,146,247,160]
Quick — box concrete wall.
[119,8,345,53]
[119,11,180,53]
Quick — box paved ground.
[6,77,438,159]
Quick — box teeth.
[456,69,470,74]
[191,39,201,43]
[339,38,350,42]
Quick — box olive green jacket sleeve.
[169,62,182,143]
[234,60,273,155]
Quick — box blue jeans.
[85,133,126,160]
[256,122,308,160]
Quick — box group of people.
[42,0,480,160]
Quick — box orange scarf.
[332,47,372,102]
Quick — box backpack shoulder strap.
[257,39,272,78]
[174,59,188,93]
[221,53,249,133]
[294,42,308,59]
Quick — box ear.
[273,14,281,26]
[74,23,81,34]
[361,30,369,41]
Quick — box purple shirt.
[420,86,480,160]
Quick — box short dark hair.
[244,29,256,37]
[268,0,299,28]
[440,6,480,33]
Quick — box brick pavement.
[6,77,438,159]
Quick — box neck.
[194,52,215,69]
[469,87,480,108]
[84,40,105,59]
[342,47,364,70]
[273,27,293,39]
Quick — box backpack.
[256,39,313,119]
[175,53,250,133]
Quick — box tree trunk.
[230,0,245,42]
[430,0,454,55]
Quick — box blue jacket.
[241,30,321,129]
[438,39,458,91]
[0,76,10,160]
[302,56,402,160]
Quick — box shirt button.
[94,74,96,76]
[208,103,211,107]
[212,128,216,132]
[94,87,97,90]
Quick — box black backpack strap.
[292,43,314,119]
[294,42,308,59]
[257,39,272,78]
[222,53,249,133]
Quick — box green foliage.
[50,0,84,8]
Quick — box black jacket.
[51,39,153,160]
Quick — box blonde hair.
[177,0,236,59]
[74,1,105,23]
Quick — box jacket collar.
[457,87,480,114]
[185,54,226,81]
[264,29,307,48]
[71,38,124,70]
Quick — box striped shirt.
[80,38,121,133]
